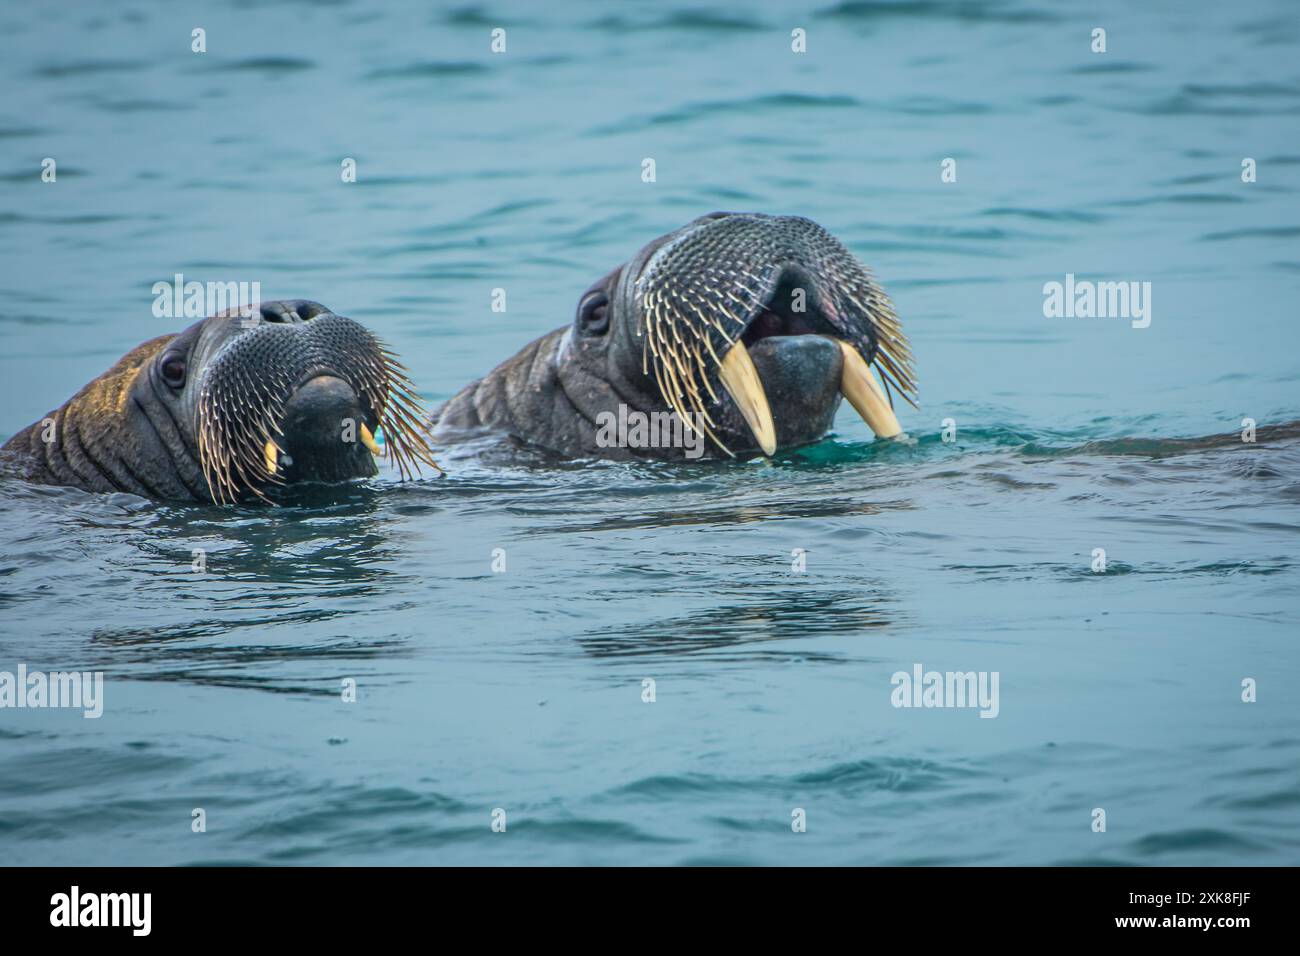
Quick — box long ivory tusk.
[838,341,902,439]
[718,342,777,456]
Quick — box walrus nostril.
[260,304,295,324]
[259,300,329,324]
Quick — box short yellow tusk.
[263,439,279,475]
[359,423,383,456]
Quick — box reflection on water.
[577,586,899,659]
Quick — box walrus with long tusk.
[0,300,439,503]
[430,212,916,460]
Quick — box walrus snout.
[275,375,377,484]
[195,310,440,500]
[745,336,844,451]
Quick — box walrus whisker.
[371,364,443,479]
[656,339,732,457]
[689,340,721,404]
[385,404,443,475]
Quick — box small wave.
[0,745,193,797]
[1131,828,1266,856]
[32,60,144,79]
[643,10,766,32]
[237,784,466,839]
[0,167,88,183]
[1201,225,1300,242]
[575,586,898,658]
[817,0,1058,25]
[587,11,765,33]
[1103,193,1244,208]
[980,206,1106,224]
[443,6,502,27]
[364,61,487,80]
[80,97,190,114]
[1128,83,1300,116]
[586,93,861,134]
[0,213,130,226]
[201,56,316,74]
[1067,61,1155,75]
[609,758,975,800]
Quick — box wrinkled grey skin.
[1,300,379,501]
[432,212,894,460]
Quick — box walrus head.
[433,212,916,459]
[2,300,439,502]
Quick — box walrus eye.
[578,292,609,336]
[160,354,187,389]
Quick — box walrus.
[0,300,438,503]
[430,212,917,460]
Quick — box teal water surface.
[1,0,1298,865]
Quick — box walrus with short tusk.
[1,300,439,503]
[430,212,916,460]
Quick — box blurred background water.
[1,0,1298,865]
